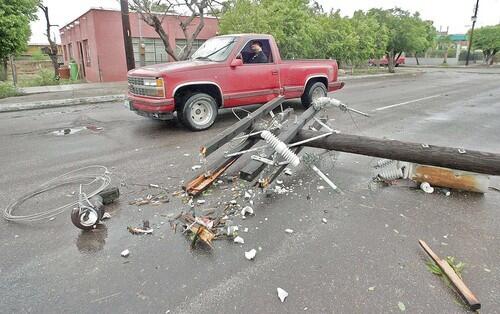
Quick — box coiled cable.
[3,165,110,222]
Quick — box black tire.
[179,93,218,131]
[301,81,327,108]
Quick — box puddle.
[76,224,108,254]
[52,126,103,136]
[52,127,85,136]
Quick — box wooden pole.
[120,0,135,71]
[465,0,479,66]
[9,56,17,86]
[295,130,500,176]
[419,240,480,310]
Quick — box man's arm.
[256,52,268,63]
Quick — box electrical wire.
[3,165,111,222]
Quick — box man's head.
[251,41,263,53]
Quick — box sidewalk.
[0,70,421,113]
[0,81,127,113]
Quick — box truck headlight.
[143,77,164,97]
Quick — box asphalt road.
[1,68,499,313]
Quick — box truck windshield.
[191,37,237,62]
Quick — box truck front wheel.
[179,93,218,131]
[301,82,327,108]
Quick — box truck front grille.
[128,76,164,98]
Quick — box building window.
[175,39,205,58]
[132,37,169,66]
[83,40,91,66]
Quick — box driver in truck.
[246,40,267,64]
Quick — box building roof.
[59,7,217,32]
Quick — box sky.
[30,0,500,44]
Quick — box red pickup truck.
[126,34,344,131]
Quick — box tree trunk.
[0,58,7,81]
[148,15,178,61]
[415,54,420,65]
[443,47,448,64]
[395,51,403,62]
[388,50,395,73]
[39,5,60,78]
[50,54,59,78]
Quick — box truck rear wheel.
[301,82,327,108]
[179,93,218,131]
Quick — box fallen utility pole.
[201,96,285,157]
[240,101,325,181]
[185,97,289,196]
[295,130,500,176]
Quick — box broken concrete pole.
[412,165,489,193]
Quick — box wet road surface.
[1,68,499,313]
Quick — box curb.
[340,70,422,81]
[0,94,126,113]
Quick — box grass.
[16,69,84,88]
[426,255,465,278]
[0,81,22,99]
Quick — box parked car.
[369,55,406,67]
[126,34,344,131]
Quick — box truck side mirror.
[230,58,243,68]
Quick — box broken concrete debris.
[121,249,130,257]
[241,206,254,216]
[233,236,245,244]
[101,212,112,220]
[129,192,169,206]
[420,182,434,194]
[245,249,257,260]
[277,287,288,302]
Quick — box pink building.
[59,8,219,82]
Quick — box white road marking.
[374,94,442,111]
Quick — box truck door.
[223,39,280,107]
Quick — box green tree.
[349,10,388,68]
[368,8,432,73]
[411,20,436,65]
[437,35,453,64]
[220,0,317,59]
[472,24,500,65]
[309,11,357,64]
[0,0,38,80]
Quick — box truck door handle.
[271,70,278,75]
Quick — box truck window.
[239,39,273,64]
[191,36,237,62]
